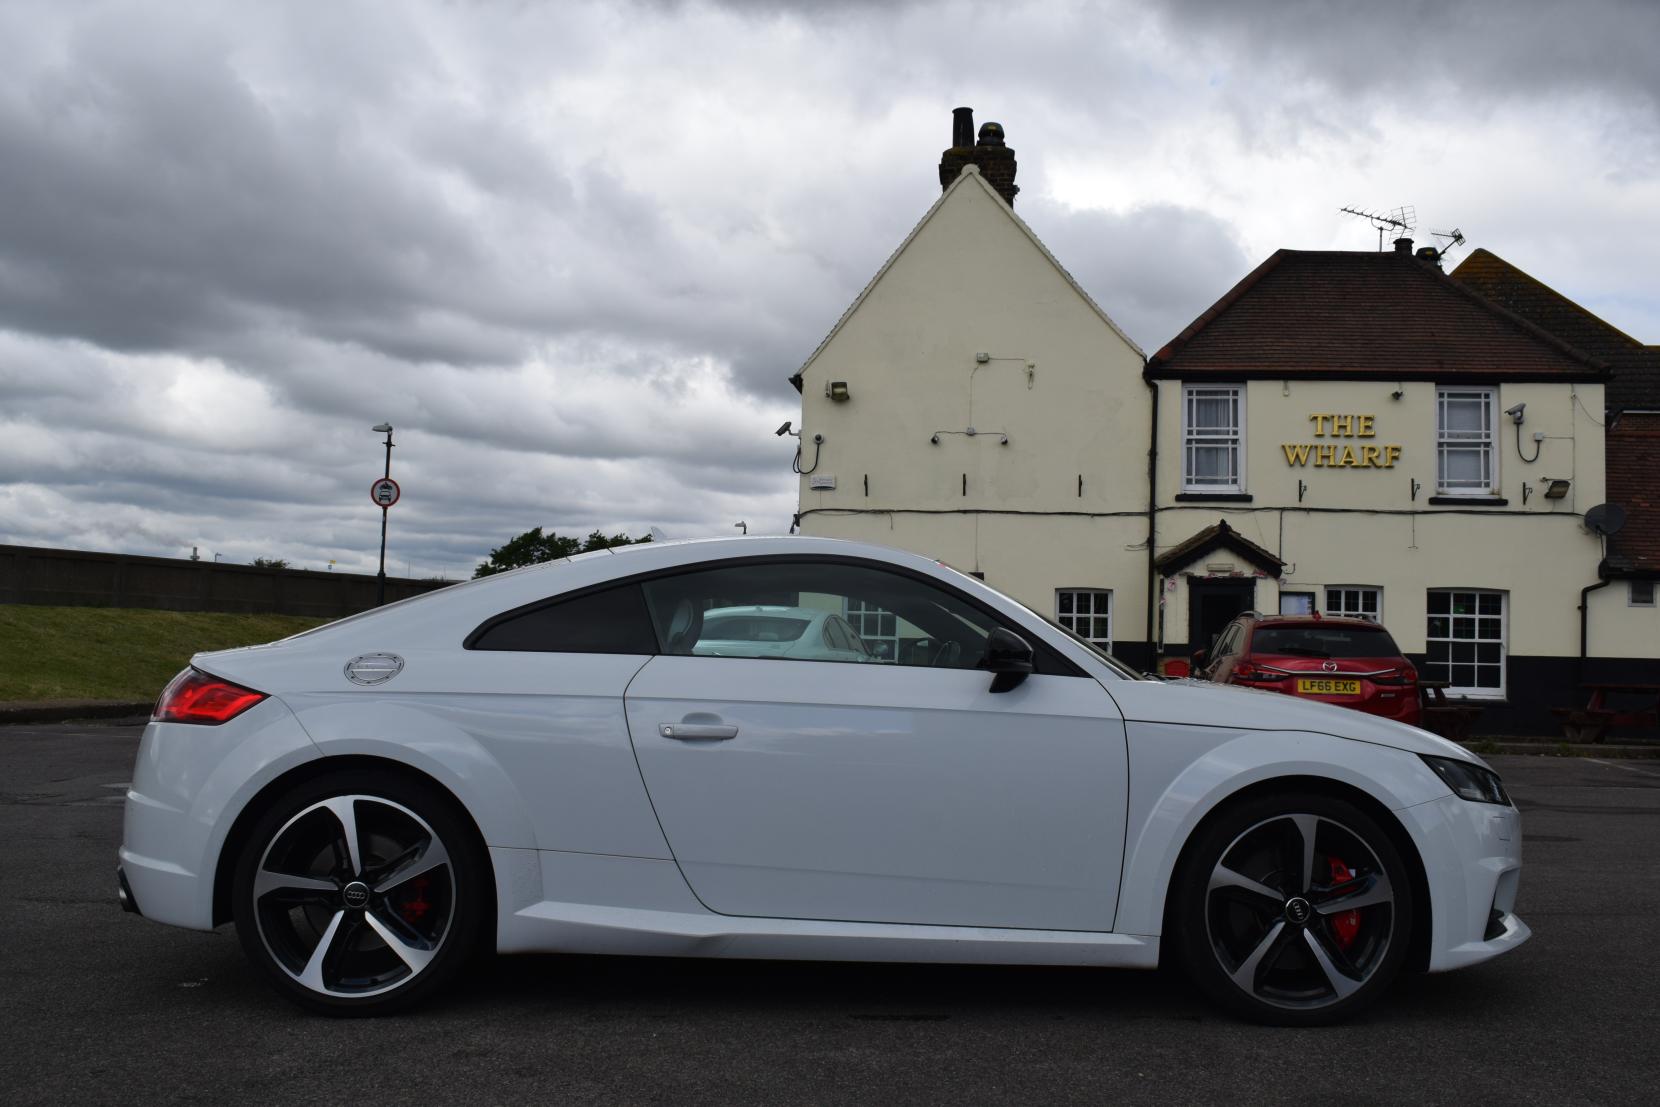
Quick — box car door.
[623,558,1129,932]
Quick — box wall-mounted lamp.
[1543,479,1571,500]
[825,380,850,402]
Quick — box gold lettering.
[1334,414,1354,437]
[1358,415,1376,438]
[1282,443,1313,466]
[1339,445,1359,467]
[1385,445,1402,468]
[1316,444,1335,467]
[1360,444,1382,467]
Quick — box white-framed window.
[1182,384,1244,492]
[1436,387,1496,495]
[1425,589,1506,698]
[1057,589,1112,649]
[843,597,901,663]
[1325,585,1383,623]
[1632,580,1657,607]
[1279,592,1315,615]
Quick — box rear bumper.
[116,866,142,916]
[119,698,320,931]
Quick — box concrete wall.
[0,544,450,618]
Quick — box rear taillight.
[1374,665,1419,686]
[1233,661,1280,683]
[153,668,267,725]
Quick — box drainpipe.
[1579,576,1612,688]
[1145,374,1159,672]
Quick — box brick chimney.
[938,107,1019,207]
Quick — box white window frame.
[1435,387,1498,496]
[1056,588,1112,651]
[1182,384,1245,493]
[843,597,900,663]
[1425,588,1507,699]
[1325,585,1383,623]
[1631,580,1657,607]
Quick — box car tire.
[1170,791,1414,1026]
[231,769,488,1016]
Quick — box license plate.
[1297,678,1361,695]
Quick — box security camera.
[775,421,794,437]
[1505,403,1526,424]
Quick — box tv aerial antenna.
[1427,226,1467,262]
[1339,205,1416,251]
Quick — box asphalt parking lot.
[2,723,1657,1106]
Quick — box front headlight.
[1421,755,1511,806]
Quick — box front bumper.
[1399,790,1530,971]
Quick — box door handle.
[659,723,739,740]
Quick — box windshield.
[1042,616,1147,680]
[1251,625,1401,659]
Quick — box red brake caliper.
[1329,857,1360,949]
[397,875,432,924]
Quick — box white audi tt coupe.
[118,537,1528,1023]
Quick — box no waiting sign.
[370,477,401,508]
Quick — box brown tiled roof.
[1606,412,1660,577]
[1155,520,1283,578]
[1451,248,1660,412]
[1147,249,1608,382]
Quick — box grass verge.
[0,605,329,702]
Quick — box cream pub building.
[790,109,1658,735]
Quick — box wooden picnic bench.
[1418,680,1484,741]
[1549,682,1660,743]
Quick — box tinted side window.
[638,560,1074,674]
[469,584,657,654]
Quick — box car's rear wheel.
[1171,792,1414,1026]
[231,770,487,1015]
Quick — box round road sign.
[370,477,401,508]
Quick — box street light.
[373,423,394,605]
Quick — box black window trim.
[461,553,1088,677]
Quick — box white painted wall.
[795,167,1150,643]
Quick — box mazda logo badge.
[342,881,370,909]
[1321,660,1339,673]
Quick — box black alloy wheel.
[1172,792,1414,1025]
[232,770,487,1015]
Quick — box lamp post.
[373,423,394,605]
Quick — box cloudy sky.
[1,0,1656,578]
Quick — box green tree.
[473,527,650,578]
[251,557,291,569]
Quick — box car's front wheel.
[1171,791,1414,1025]
[231,770,487,1015]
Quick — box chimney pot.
[951,107,974,149]
[1393,236,1414,254]
[938,109,1018,206]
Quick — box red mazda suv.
[1193,612,1421,726]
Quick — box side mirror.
[985,627,1035,693]
[1190,647,1209,673]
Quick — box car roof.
[1246,614,1386,629]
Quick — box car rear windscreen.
[700,615,810,642]
[1251,625,1400,659]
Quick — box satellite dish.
[1584,503,1627,537]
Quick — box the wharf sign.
[1281,414,1403,469]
